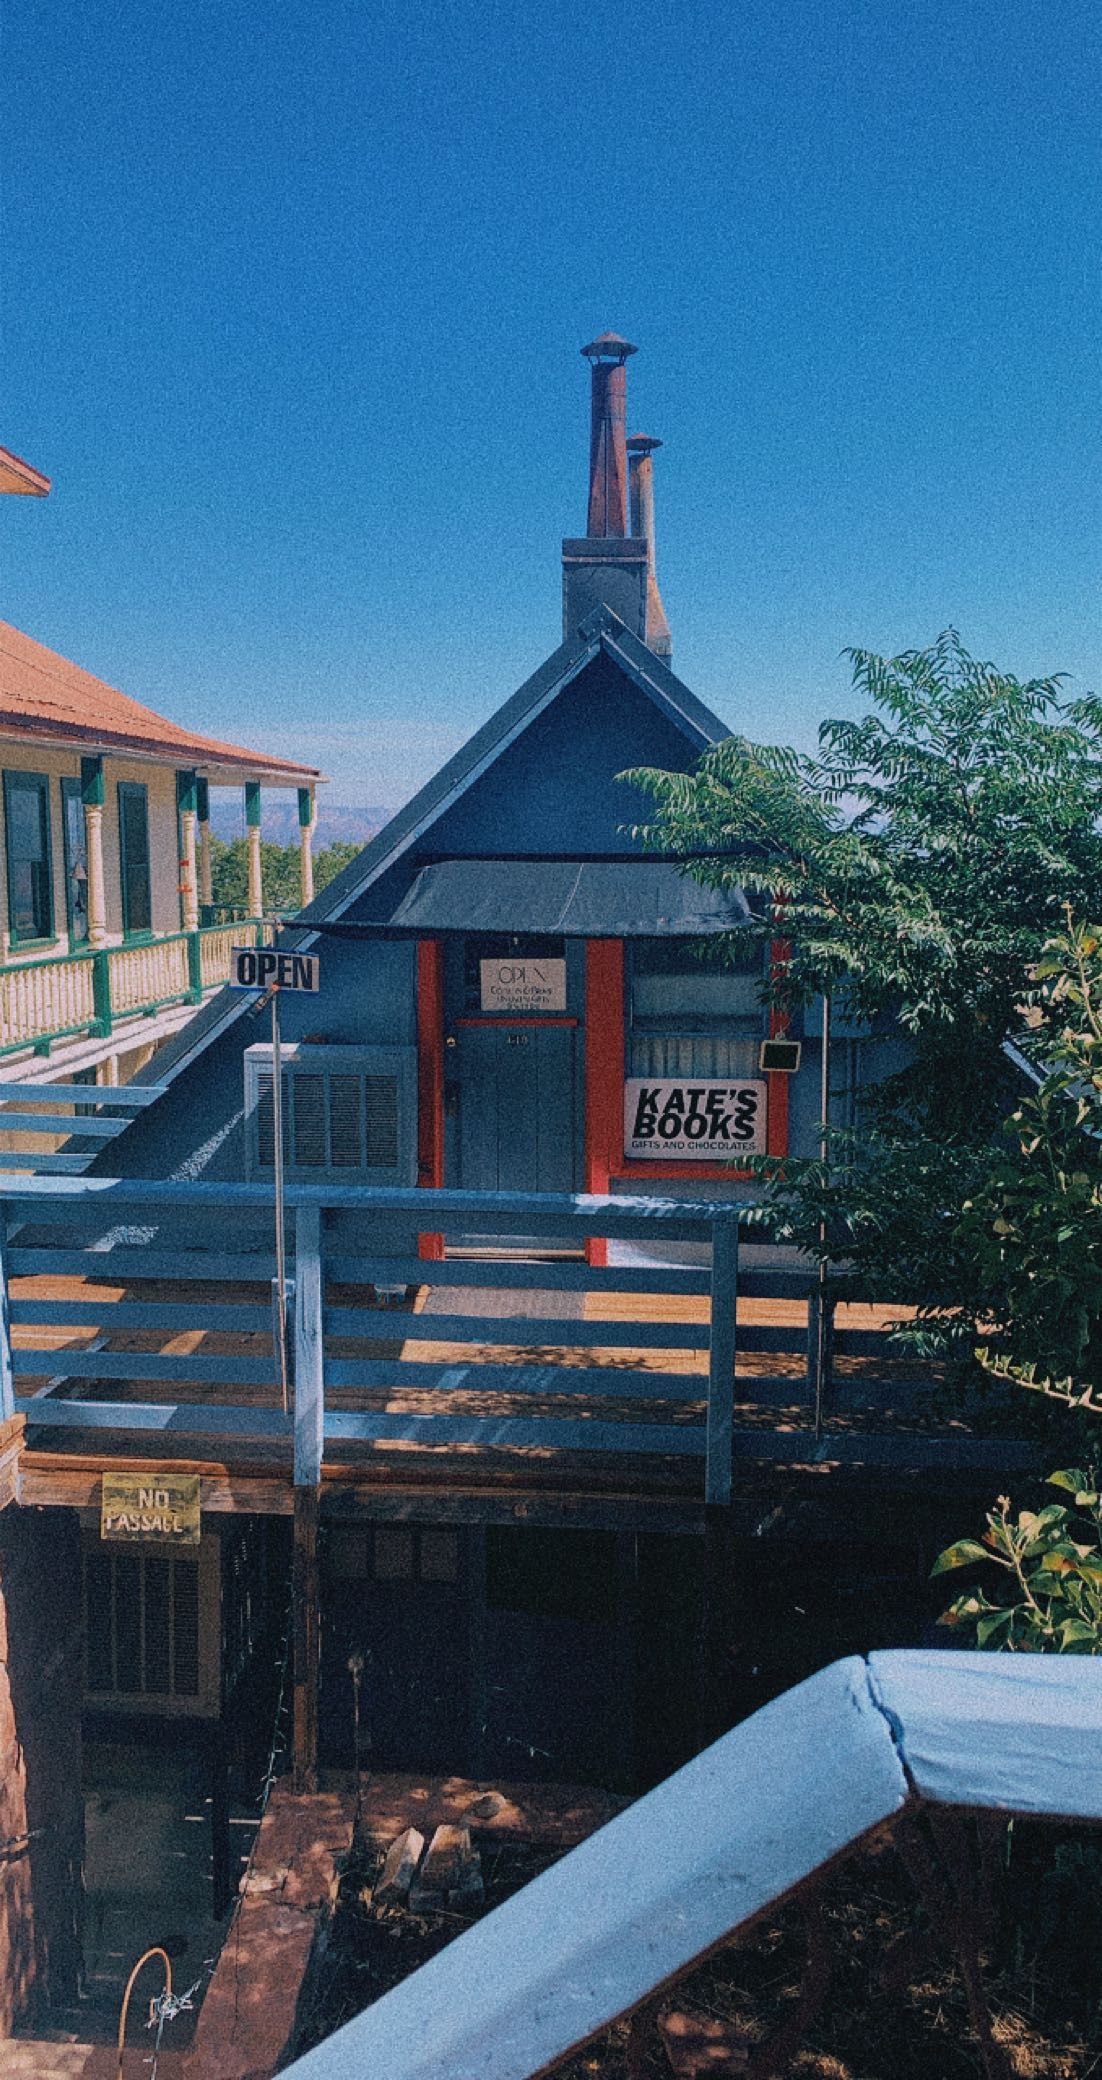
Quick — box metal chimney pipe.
[627,433,673,660]
[581,333,637,538]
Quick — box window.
[117,781,152,936]
[325,1525,460,1584]
[3,771,54,944]
[628,935,765,1082]
[60,777,89,946]
[462,933,566,1013]
[244,1042,416,1185]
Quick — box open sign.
[231,947,320,993]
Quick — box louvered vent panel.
[255,1072,291,1169]
[173,1559,200,1696]
[363,1076,399,1168]
[246,1045,413,1184]
[83,1551,202,1701]
[143,1557,171,1694]
[329,1075,363,1167]
[114,1556,142,1694]
[292,1074,327,1167]
[84,1553,114,1693]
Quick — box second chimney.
[628,434,673,662]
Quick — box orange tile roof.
[0,621,322,784]
[0,445,50,496]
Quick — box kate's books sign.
[624,1078,767,1159]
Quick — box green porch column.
[80,757,107,953]
[298,786,316,909]
[196,776,213,911]
[245,780,263,919]
[176,768,199,933]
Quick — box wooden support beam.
[0,1218,15,1426]
[466,1528,487,1777]
[705,1219,737,1506]
[0,1415,24,1509]
[699,1502,732,1749]
[293,1203,324,1487]
[293,1481,320,1793]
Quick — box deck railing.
[0,1175,1041,1497]
[0,917,271,1056]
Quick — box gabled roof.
[294,606,731,928]
[0,620,322,785]
[140,606,735,1090]
[0,444,50,497]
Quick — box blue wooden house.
[0,342,977,2032]
[101,334,865,1225]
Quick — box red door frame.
[418,932,794,1268]
[582,936,792,1262]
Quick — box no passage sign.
[624,1077,767,1160]
[230,946,320,992]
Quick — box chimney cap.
[581,331,638,363]
[627,432,663,454]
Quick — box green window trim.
[117,781,153,939]
[3,769,55,947]
[60,776,90,949]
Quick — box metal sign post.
[814,991,831,1442]
[231,942,321,1415]
[271,985,290,1415]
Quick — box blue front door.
[454,1023,577,1195]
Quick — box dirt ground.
[292,1821,1099,2080]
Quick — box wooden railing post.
[185,930,203,1003]
[808,1282,836,1423]
[293,1204,324,1488]
[706,1216,738,1507]
[292,1201,324,1792]
[0,1206,14,1425]
[91,949,112,1037]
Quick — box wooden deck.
[0,1175,1040,1526]
[10,1270,1027,1524]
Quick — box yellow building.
[0,617,322,1086]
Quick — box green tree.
[209,837,360,916]
[625,631,1102,1144]
[959,917,1102,1403]
[623,635,1102,1336]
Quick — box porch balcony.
[0,916,275,1074]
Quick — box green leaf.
[931,1540,990,1576]
[975,1609,1017,1647]
[1046,1469,1091,1495]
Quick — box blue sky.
[3,0,1098,809]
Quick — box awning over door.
[385,859,752,937]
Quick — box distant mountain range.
[209,800,393,849]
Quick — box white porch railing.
[0,951,96,1049]
[108,931,191,1016]
[281,1651,1102,2080]
[0,917,268,1057]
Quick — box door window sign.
[480,957,567,1013]
[624,1077,768,1159]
